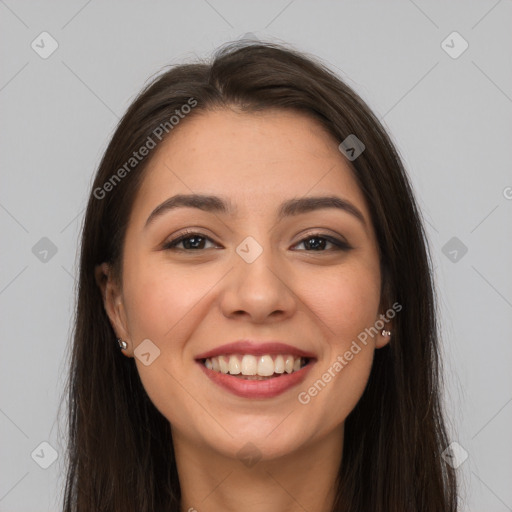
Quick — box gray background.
[1,1,511,510]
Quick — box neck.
[173,425,344,512]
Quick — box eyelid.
[162,229,352,252]
[292,228,350,246]
[290,232,352,251]
[162,229,221,250]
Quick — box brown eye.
[293,233,351,252]
[163,232,218,251]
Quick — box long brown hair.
[60,41,458,511]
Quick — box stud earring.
[381,329,391,337]
[117,338,128,350]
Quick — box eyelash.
[162,230,352,252]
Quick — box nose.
[219,240,298,324]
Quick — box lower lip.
[196,360,315,399]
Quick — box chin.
[207,420,306,461]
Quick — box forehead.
[133,108,370,220]
[159,107,338,167]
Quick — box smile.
[197,355,315,399]
[194,340,317,398]
[202,354,309,378]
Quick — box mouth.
[194,340,317,398]
[195,353,316,399]
[199,354,312,380]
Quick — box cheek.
[122,259,208,341]
[301,261,381,344]
[301,344,374,437]
[293,259,380,425]
[121,262,212,429]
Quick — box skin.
[97,108,392,512]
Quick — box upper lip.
[194,340,317,360]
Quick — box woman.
[61,41,458,511]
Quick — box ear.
[375,275,394,349]
[375,313,393,349]
[95,262,133,357]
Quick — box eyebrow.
[144,193,366,228]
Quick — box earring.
[117,338,128,350]
[381,329,391,337]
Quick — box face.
[99,108,390,462]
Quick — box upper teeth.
[204,354,305,376]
